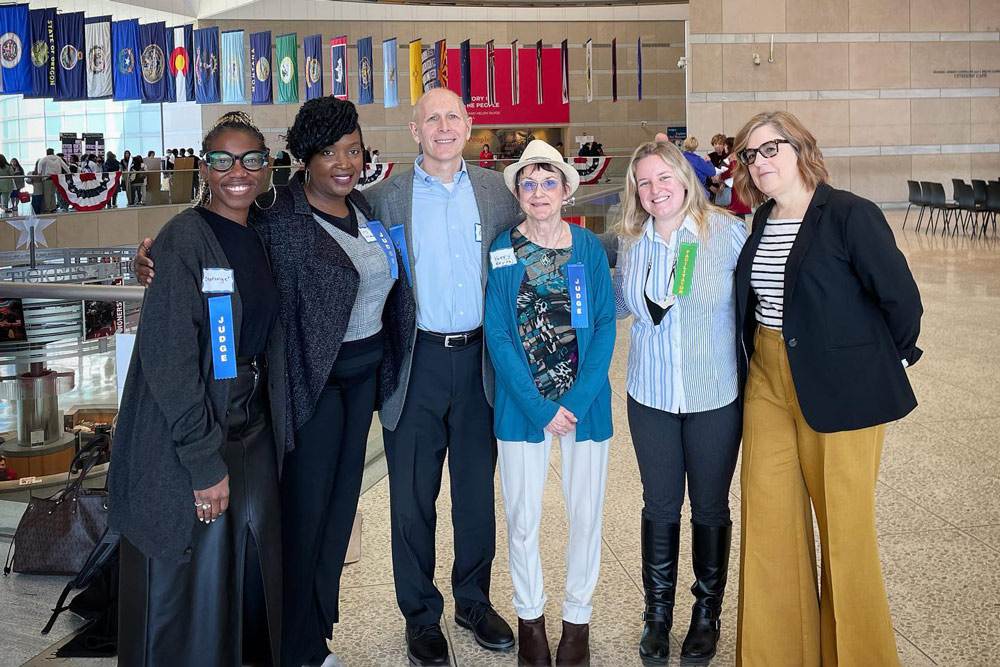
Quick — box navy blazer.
[735,183,923,433]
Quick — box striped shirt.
[613,213,748,414]
[750,218,802,330]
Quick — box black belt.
[417,328,483,348]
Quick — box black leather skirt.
[118,358,281,667]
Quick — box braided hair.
[285,96,364,167]
[198,111,268,206]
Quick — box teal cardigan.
[485,223,616,443]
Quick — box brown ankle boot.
[518,616,552,666]
[555,620,590,666]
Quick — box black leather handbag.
[4,436,110,576]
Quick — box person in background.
[187,148,201,201]
[103,152,121,209]
[486,139,616,667]
[121,151,134,206]
[0,156,14,214]
[732,110,922,667]
[129,156,146,206]
[578,142,591,157]
[0,455,18,481]
[707,134,728,169]
[110,111,284,667]
[613,139,747,665]
[362,144,372,165]
[681,137,715,199]
[718,137,751,221]
[9,158,25,211]
[555,141,565,156]
[35,149,69,213]
[479,144,496,170]
[593,142,605,157]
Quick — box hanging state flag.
[84,17,112,99]
[54,12,85,101]
[194,26,220,104]
[459,39,471,105]
[510,39,519,105]
[611,38,618,102]
[435,39,447,88]
[25,9,53,99]
[27,8,55,98]
[170,24,194,102]
[637,37,642,101]
[139,22,168,103]
[164,28,176,102]
[250,30,272,105]
[421,46,437,92]
[303,33,323,100]
[560,39,569,104]
[111,19,140,101]
[0,4,32,95]
[221,29,245,104]
[382,37,397,108]
[357,36,373,105]
[485,40,496,107]
[535,40,543,105]
[276,33,298,104]
[407,39,421,104]
[585,39,593,103]
[330,35,347,100]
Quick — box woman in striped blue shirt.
[612,140,748,665]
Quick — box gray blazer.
[109,208,287,562]
[366,163,523,431]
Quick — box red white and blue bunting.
[571,157,610,185]
[51,172,122,211]
[356,162,393,190]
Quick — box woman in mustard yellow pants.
[730,110,923,667]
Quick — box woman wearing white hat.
[485,139,616,667]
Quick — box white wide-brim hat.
[503,139,581,197]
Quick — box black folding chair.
[903,180,927,230]
[982,181,1000,238]
[924,182,959,235]
[952,181,981,236]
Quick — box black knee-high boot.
[638,519,680,665]
[680,522,732,663]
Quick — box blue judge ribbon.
[567,263,589,329]
[388,224,412,286]
[365,221,398,280]
[207,296,237,380]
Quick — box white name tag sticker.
[202,268,234,294]
[359,227,377,243]
[490,248,517,269]
[475,223,483,242]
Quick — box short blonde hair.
[681,136,699,152]
[732,110,829,208]
[613,140,733,246]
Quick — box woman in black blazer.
[730,111,921,667]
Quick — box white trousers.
[497,429,611,624]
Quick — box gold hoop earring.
[255,181,277,210]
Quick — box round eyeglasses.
[737,139,791,165]
[204,150,269,172]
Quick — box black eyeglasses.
[204,150,269,172]
[737,139,791,165]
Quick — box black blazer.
[253,172,416,445]
[735,183,922,433]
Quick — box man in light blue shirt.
[366,88,523,667]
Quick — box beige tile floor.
[6,210,1000,666]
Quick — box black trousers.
[627,395,741,527]
[119,361,281,667]
[383,334,496,626]
[280,336,382,667]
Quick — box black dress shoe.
[405,623,450,666]
[455,602,515,651]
